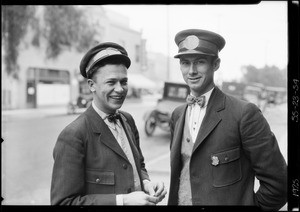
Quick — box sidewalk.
[2,105,68,121]
[1,96,156,120]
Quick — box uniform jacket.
[51,106,150,205]
[168,87,287,210]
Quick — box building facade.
[2,6,148,109]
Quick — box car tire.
[145,116,156,136]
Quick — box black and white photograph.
[1,2,297,210]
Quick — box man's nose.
[188,63,197,74]
[114,82,124,92]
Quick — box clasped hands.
[123,180,167,205]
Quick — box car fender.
[143,109,159,121]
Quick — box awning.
[127,73,157,89]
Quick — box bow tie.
[106,113,121,123]
[186,95,206,107]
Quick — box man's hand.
[122,191,158,205]
[143,180,167,203]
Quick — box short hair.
[210,56,219,64]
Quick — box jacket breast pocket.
[211,147,242,188]
[85,169,115,194]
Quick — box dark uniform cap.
[174,29,226,58]
[79,42,131,78]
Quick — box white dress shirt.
[188,87,214,143]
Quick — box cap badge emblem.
[184,35,200,50]
[211,156,219,166]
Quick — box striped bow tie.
[186,95,206,107]
[106,113,121,123]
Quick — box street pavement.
[2,97,287,207]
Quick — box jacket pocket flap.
[86,170,115,185]
[212,147,240,165]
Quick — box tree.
[42,6,96,59]
[2,5,36,78]
[2,5,97,78]
[241,65,287,87]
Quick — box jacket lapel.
[119,113,145,182]
[119,114,141,164]
[170,105,187,170]
[192,87,225,153]
[86,106,128,161]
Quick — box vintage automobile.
[264,86,287,105]
[243,83,266,109]
[221,81,246,100]
[67,80,93,114]
[143,81,190,136]
[221,81,267,111]
[221,81,288,112]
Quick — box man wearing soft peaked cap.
[168,29,287,210]
[51,42,166,205]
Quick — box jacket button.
[123,164,128,169]
[96,178,100,183]
[186,138,190,142]
[127,188,132,193]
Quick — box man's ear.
[213,58,221,72]
[87,79,95,92]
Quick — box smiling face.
[87,64,128,114]
[179,54,220,97]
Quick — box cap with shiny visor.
[79,42,131,78]
[174,29,226,58]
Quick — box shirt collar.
[92,100,107,119]
[92,101,120,129]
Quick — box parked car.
[67,80,92,114]
[221,81,246,100]
[222,81,266,111]
[243,83,265,109]
[264,86,287,105]
[143,81,190,136]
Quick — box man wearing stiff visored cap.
[51,42,166,205]
[168,29,287,210]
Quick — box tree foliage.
[2,5,36,78]
[241,65,287,87]
[43,6,96,59]
[2,5,97,78]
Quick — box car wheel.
[145,116,156,136]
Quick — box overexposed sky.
[103,2,287,81]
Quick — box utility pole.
[166,6,170,81]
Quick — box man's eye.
[107,81,115,85]
[194,60,205,65]
[121,80,128,86]
[180,61,189,65]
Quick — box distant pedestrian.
[168,29,287,210]
[51,42,166,205]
